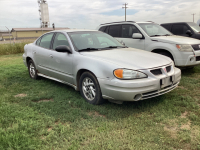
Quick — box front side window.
[171,24,190,35]
[122,25,140,38]
[39,33,54,49]
[68,31,124,51]
[138,23,172,37]
[52,33,70,50]
[108,25,121,37]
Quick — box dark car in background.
[161,22,200,40]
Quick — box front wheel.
[79,72,105,105]
[28,60,39,80]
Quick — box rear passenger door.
[116,24,145,50]
[33,32,55,75]
[48,32,73,83]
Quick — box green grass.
[0,42,30,56]
[0,54,200,150]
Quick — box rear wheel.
[28,60,39,80]
[79,72,105,105]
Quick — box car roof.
[99,21,154,26]
[51,29,98,33]
[161,22,193,25]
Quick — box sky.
[0,0,200,30]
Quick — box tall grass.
[0,42,29,55]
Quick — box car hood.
[80,48,172,70]
[151,35,200,45]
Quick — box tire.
[158,51,174,61]
[28,60,39,80]
[79,72,105,105]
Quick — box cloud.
[0,0,200,30]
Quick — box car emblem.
[163,68,167,73]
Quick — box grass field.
[0,54,200,150]
[0,42,30,56]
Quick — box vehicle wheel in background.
[79,72,105,105]
[28,60,39,80]
[158,51,174,61]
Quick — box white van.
[97,21,200,67]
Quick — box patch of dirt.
[180,111,188,118]
[164,125,177,139]
[178,86,186,89]
[88,111,106,118]
[180,121,191,130]
[47,127,53,132]
[14,93,27,98]
[33,99,54,103]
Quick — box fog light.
[190,57,195,62]
[134,94,142,101]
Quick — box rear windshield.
[187,22,200,33]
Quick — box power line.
[122,3,128,21]
[191,13,196,22]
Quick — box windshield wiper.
[150,35,162,37]
[103,46,127,49]
[78,48,99,52]
[163,34,171,36]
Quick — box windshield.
[68,31,124,51]
[187,22,200,33]
[138,23,173,37]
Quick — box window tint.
[39,33,54,49]
[36,37,41,46]
[99,26,106,32]
[105,26,109,34]
[161,24,171,31]
[108,25,121,37]
[171,24,190,36]
[53,33,70,50]
[122,25,140,38]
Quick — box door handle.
[33,51,36,54]
[49,54,53,58]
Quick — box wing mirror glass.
[186,30,193,36]
[55,45,72,53]
[132,33,143,39]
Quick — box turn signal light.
[114,69,123,78]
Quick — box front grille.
[196,56,200,61]
[166,66,171,72]
[150,69,162,75]
[192,44,200,51]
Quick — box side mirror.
[132,33,143,39]
[186,30,193,36]
[55,45,72,53]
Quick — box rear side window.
[171,24,190,36]
[108,25,121,37]
[39,33,54,49]
[36,37,41,46]
[161,24,171,31]
[99,26,106,32]
[122,25,140,38]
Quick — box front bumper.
[175,51,200,67]
[98,67,181,101]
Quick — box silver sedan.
[23,29,181,105]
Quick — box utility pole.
[5,26,11,44]
[191,13,196,22]
[122,3,128,21]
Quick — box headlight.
[114,69,148,79]
[176,44,193,52]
